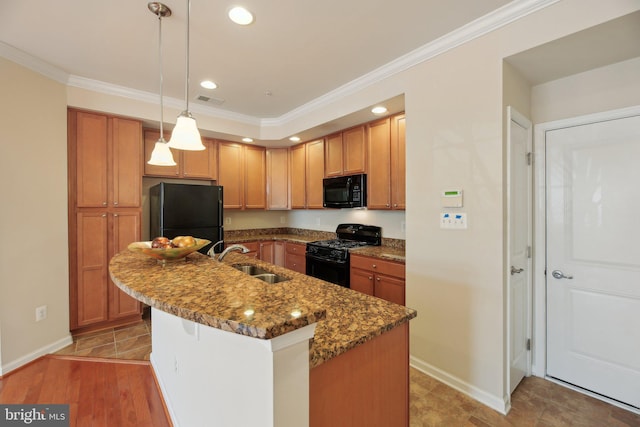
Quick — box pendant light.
[168,0,205,151]
[147,2,177,166]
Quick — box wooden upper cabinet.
[324,133,344,177]
[72,111,142,209]
[342,125,366,175]
[290,144,306,209]
[218,141,244,209]
[390,114,406,209]
[182,138,217,180]
[73,111,109,208]
[112,118,142,208]
[143,130,217,180]
[244,145,266,209]
[324,126,366,177]
[306,139,325,209]
[367,117,392,209]
[366,114,405,210]
[267,148,289,210]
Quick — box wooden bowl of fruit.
[127,236,210,262]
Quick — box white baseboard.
[1,334,73,376]
[150,353,179,427]
[410,355,511,415]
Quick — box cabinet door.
[74,111,109,208]
[182,138,217,180]
[109,211,142,319]
[241,241,260,259]
[76,211,109,327]
[267,148,289,210]
[259,241,274,263]
[143,130,180,177]
[367,118,392,209]
[391,114,406,210]
[273,241,286,267]
[343,125,366,175]
[290,144,306,209]
[306,139,325,209]
[374,273,405,306]
[324,133,343,177]
[218,142,244,209]
[350,268,374,296]
[244,145,266,209]
[111,118,142,208]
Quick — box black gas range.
[306,223,381,287]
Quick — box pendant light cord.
[158,12,165,141]
[184,0,191,113]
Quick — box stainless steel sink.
[232,264,290,284]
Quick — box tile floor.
[55,312,640,426]
[55,310,152,361]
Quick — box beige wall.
[531,56,640,123]
[1,0,638,412]
[0,57,71,373]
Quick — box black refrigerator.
[150,183,223,255]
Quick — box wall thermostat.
[441,189,463,208]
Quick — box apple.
[151,236,171,248]
[172,236,196,248]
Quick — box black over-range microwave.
[323,173,367,209]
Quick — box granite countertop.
[226,232,406,262]
[109,250,415,368]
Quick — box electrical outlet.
[35,305,47,322]
[225,217,231,225]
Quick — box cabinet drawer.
[350,254,405,279]
[285,242,306,255]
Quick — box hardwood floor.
[0,355,170,427]
[5,309,639,426]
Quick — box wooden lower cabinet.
[310,322,409,427]
[285,242,306,274]
[350,254,406,305]
[72,210,142,330]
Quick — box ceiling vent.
[195,95,225,105]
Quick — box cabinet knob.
[102,202,107,206]
[101,214,107,218]
[393,204,397,207]
[368,276,373,281]
[376,277,381,281]
[372,264,377,269]
[386,204,390,207]
[113,213,118,217]
[114,201,118,206]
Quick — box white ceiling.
[1,1,638,145]
[0,0,510,118]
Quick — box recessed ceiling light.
[200,80,217,90]
[371,106,387,115]
[289,136,301,142]
[242,137,253,143]
[228,6,254,25]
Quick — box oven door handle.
[305,252,348,265]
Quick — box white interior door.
[546,114,640,409]
[507,107,532,394]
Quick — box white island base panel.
[150,308,317,427]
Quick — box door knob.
[510,266,524,275]
[551,270,573,279]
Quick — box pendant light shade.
[168,0,205,151]
[147,2,177,166]
[168,111,205,151]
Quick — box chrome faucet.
[207,240,225,258]
[216,244,250,261]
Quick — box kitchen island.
[109,249,416,426]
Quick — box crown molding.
[0,41,69,84]
[262,0,559,128]
[1,0,558,131]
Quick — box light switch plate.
[440,212,467,229]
